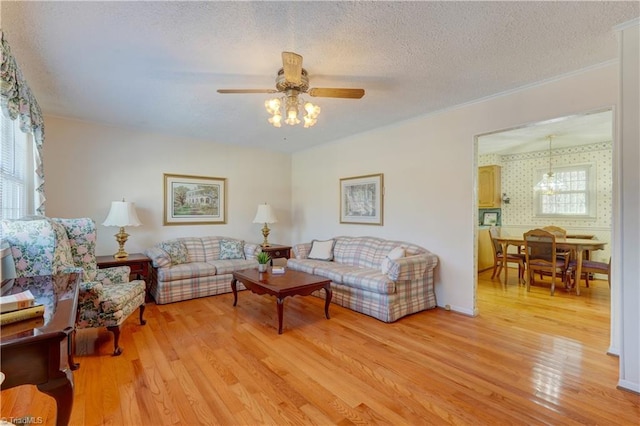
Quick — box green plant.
[256,251,271,264]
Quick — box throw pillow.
[219,239,245,259]
[381,246,406,274]
[308,239,336,261]
[159,241,189,265]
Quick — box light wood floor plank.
[2,272,639,425]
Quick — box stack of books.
[0,289,45,335]
[272,266,286,275]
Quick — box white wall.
[42,116,292,256]
[292,63,619,317]
[616,19,640,393]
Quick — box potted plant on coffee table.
[256,251,271,272]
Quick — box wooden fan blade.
[217,89,278,94]
[308,88,365,99]
[282,52,303,85]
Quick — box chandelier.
[534,135,567,195]
[264,89,321,128]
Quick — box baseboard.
[617,379,640,394]
[440,304,476,317]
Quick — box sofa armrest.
[95,265,131,284]
[292,243,312,259]
[244,242,260,259]
[387,253,438,281]
[144,247,172,268]
[79,280,105,307]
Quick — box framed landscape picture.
[340,173,384,225]
[164,173,227,225]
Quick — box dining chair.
[567,257,611,289]
[542,225,567,238]
[540,225,572,279]
[489,226,525,284]
[523,229,568,295]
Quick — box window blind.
[1,115,31,219]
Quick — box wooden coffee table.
[231,268,332,334]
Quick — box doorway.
[473,108,614,341]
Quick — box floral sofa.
[144,237,259,304]
[287,236,439,322]
[1,216,146,355]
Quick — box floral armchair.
[1,216,146,356]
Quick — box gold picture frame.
[340,173,384,225]
[163,173,227,225]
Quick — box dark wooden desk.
[1,273,81,426]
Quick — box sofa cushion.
[285,258,318,274]
[157,262,218,282]
[312,263,360,283]
[159,241,189,265]
[219,239,245,259]
[207,259,257,275]
[99,280,146,315]
[308,239,336,261]
[341,269,396,295]
[381,246,405,274]
[333,237,380,268]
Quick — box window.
[1,115,34,219]
[534,164,595,218]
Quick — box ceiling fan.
[217,52,365,127]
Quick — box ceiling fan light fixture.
[284,95,300,126]
[265,98,281,115]
[303,116,317,128]
[219,51,364,129]
[265,93,321,128]
[304,102,320,118]
[268,112,282,127]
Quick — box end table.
[259,244,292,266]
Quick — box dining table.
[492,236,607,295]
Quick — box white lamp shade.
[252,204,278,224]
[103,201,142,227]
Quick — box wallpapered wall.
[479,141,613,262]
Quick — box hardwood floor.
[2,270,639,425]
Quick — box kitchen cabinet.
[478,165,501,208]
[477,228,495,271]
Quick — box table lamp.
[253,203,278,247]
[102,199,142,259]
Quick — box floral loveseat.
[287,236,439,322]
[1,216,146,355]
[144,237,259,304]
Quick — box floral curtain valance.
[0,29,46,215]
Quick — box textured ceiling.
[1,1,638,153]
[478,109,613,155]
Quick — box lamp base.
[113,251,129,260]
[113,227,130,259]
[261,223,271,247]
